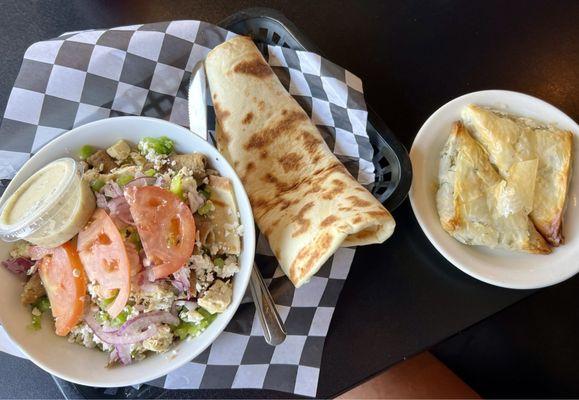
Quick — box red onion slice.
[95,192,108,209]
[102,325,118,333]
[171,267,190,296]
[1,257,34,276]
[85,313,157,345]
[125,177,156,188]
[103,181,123,198]
[108,196,134,225]
[108,347,119,365]
[118,311,179,335]
[115,344,132,365]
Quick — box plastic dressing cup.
[0,158,95,248]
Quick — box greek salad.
[2,136,243,365]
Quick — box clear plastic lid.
[0,158,81,242]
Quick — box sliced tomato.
[77,208,131,318]
[125,186,196,280]
[36,242,87,336]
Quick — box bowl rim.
[409,89,579,289]
[0,116,256,387]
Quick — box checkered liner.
[0,21,372,397]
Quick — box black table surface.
[1,0,578,398]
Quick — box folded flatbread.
[462,104,573,246]
[436,121,551,254]
[205,36,395,287]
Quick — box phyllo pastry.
[436,122,551,254]
[462,104,573,246]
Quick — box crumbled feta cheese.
[87,283,101,300]
[141,142,169,170]
[216,255,239,279]
[179,308,203,324]
[189,254,216,293]
[223,221,243,238]
[178,166,194,177]
[68,322,113,352]
[198,279,232,314]
[142,325,173,353]
[131,282,176,312]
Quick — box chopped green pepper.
[29,314,42,331]
[144,168,156,177]
[197,307,213,319]
[90,178,106,192]
[170,174,185,199]
[79,144,95,160]
[197,201,214,216]
[173,310,217,340]
[117,174,134,186]
[213,257,225,268]
[35,297,51,313]
[138,136,174,155]
[199,187,211,200]
[99,290,119,310]
[28,296,50,330]
[95,310,109,325]
[110,306,133,327]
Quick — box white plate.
[0,117,255,387]
[409,90,579,289]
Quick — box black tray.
[53,7,412,399]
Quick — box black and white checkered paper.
[0,21,373,397]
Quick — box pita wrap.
[205,36,395,287]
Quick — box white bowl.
[410,90,579,289]
[0,116,255,387]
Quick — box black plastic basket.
[52,7,412,400]
[220,7,412,211]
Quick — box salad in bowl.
[0,117,254,386]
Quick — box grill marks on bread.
[244,110,307,150]
[290,233,334,283]
[278,152,304,173]
[233,57,273,78]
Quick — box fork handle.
[249,263,287,346]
